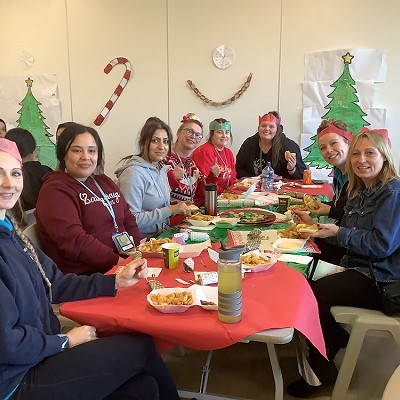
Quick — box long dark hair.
[56,123,105,174]
[122,117,173,162]
[259,111,283,167]
[5,128,36,158]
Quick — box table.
[61,245,326,400]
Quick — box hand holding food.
[291,209,315,225]
[115,258,148,288]
[285,150,297,172]
[278,222,318,239]
[285,150,296,162]
[169,201,189,216]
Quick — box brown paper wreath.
[187,72,253,106]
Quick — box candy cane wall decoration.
[93,57,132,126]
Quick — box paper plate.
[272,238,306,254]
[241,250,278,272]
[147,286,218,313]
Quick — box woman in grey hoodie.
[116,117,189,236]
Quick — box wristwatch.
[57,334,70,351]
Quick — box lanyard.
[79,177,119,231]
[146,167,168,207]
[176,153,194,202]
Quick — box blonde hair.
[7,214,52,302]
[346,130,398,199]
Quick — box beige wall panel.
[167,0,281,157]
[1,0,71,127]
[66,0,168,174]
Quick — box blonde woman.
[0,138,179,400]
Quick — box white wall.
[2,0,399,175]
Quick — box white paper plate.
[147,286,218,313]
[273,238,306,253]
[186,217,217,227]
[241,250,278,272]
[179,240,211,258]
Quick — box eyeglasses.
[180,128,203,140]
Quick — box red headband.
[317,124,353,142]
[0,138,22,164]
[360,127,391,147]
[259,113,281,126]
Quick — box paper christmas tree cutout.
[304,52,369,169]
[17,77,56,169]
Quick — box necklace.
[214,147,231,186]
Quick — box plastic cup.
[278,195,290,213]
[161,243,180,269]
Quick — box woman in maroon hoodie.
[35,123,141,275]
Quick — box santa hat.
[259,113,281,126]
[0,138,22,164]
[317,124,353,142]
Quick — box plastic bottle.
[204,184,217,216]
[217,245,245,324]
[261,162,274,192]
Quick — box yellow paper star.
[25,77,33,87]
[342,52,354,64]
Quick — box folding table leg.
[266,343,284,400]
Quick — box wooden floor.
[163,335,400,400]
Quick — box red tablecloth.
[61,246,326,357]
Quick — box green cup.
[161,243,180,269]
[278,195,290,213]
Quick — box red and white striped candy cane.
[93,57,132,126]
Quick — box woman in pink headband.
[292,118,352,264]
[0,137,180,400]
[236,111,307,179]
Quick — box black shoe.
[287,378,329,398]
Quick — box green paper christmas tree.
[303,52,370,169]
[17,77,56,169]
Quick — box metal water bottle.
[218,245,245,324]
[204,184,217,216]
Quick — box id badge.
[112,232,135,253]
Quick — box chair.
[330,306,400,400]
[382,364,400,400]
[22,208,36,227]
[22,223,80,332]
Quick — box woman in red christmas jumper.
[164,113,203,206]
[192,118,237,204]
